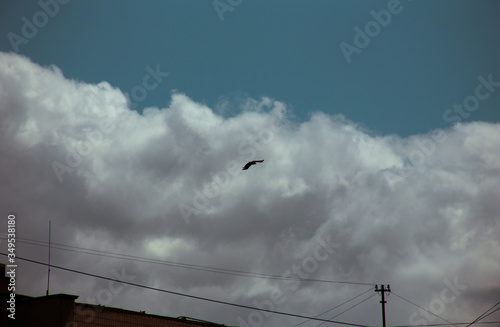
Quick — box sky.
[0,1,500,326]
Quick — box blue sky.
[2,0,499,136]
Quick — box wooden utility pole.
[374,285,391,327]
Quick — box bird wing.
[242,160,264,170]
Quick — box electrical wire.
[294,287,375,327]
[465,301,500,327]
[0,253,372,327]
[476,307,500,322]
[0,235,374,286]
[392,322,500,327]
[315,293,377,327]
[386,293,500,327]
[392,291,458,327]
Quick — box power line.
[392,291,458,327]
[477,307,500,323]
[385,294,500,327]
[392,322,500,327]
[465,301,500,327]
[0,253,372,327]
[294,287,375,327]
[315,293,377,327]
[2,235,374,286]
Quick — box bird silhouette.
[242,160,264,170]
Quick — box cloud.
[1,52,499,326]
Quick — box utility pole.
[374,284,391,327]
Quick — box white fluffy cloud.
[1,52,499,326]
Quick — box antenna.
[46,220,51,296]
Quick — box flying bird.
[242,160,264,170]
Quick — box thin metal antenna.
[46,220,51,296]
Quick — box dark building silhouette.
[0,263,234,327]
